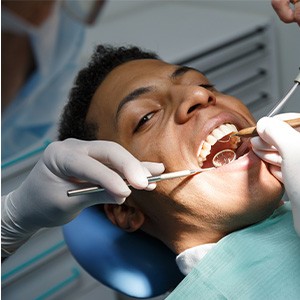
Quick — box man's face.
[87,59,283,247]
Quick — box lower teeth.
[213,149,236,167]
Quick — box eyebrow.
[115,65,197,124]
[170,65,198,79]
[116,86,153,122]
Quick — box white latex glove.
[251,113,300,236]
[1,139,165,257]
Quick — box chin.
[228,167,284,229]
[186,156,284,229]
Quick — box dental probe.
[232,117,300,138]
[67,167,215,197]
[234,69,300,156]
[267,69,300,117]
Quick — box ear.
[104,203,145,232]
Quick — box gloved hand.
[1,139,165,257]
[251,113,300,236]
[272,0,300,26]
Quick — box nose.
[173,85,216,124]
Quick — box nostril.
[187,104,201,114]
[208,96,214,103]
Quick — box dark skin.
[86,59,283,254]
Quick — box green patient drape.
[167,203,300,300]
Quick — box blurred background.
[83,0,299,114]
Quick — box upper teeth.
[198,123,239,166]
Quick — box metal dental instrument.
[235,69,300,155]
[67,167,215,197]
[267,69,300,117]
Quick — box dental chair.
[63,206,184,298]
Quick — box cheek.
[238,105,255,122]
[127,133,183,169]
[221,96,256,122]
[128,140,165,162]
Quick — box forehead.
[95,59,204,102]
[98,59,181,97]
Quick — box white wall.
[95,0,300,113]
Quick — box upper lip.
[195,112,252,157]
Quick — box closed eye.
[134,112,155,133]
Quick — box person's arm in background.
[272,0,300,26]
[1,139,165,258]
[251,113,300,236]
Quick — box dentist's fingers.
[141,162,165,175]
[62,154,133,198]
[141,162,165,191]
[269,165,283,183]
[256,117,300,156]
[272,0,295,23]
[295,1,300,25]
[87,144,165,192]
[251,136,277,151]
[142,166,157,191]
[44,142,132,198]
[252,148,282,166]
[273,112,300,121]
[87,141,150,189]
[67,183,127,206]
[45,139,156,200]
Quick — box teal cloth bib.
[167,203,300,300]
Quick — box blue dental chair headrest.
[63,206,184,298]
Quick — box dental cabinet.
[2,2,279,300]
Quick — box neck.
[168,228,225,254]
[1,32,35,112]
[145,217,225,255]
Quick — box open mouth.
[197,123,245,168]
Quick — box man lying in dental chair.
[58,45,300,299]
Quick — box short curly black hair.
[58,45,159,141]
